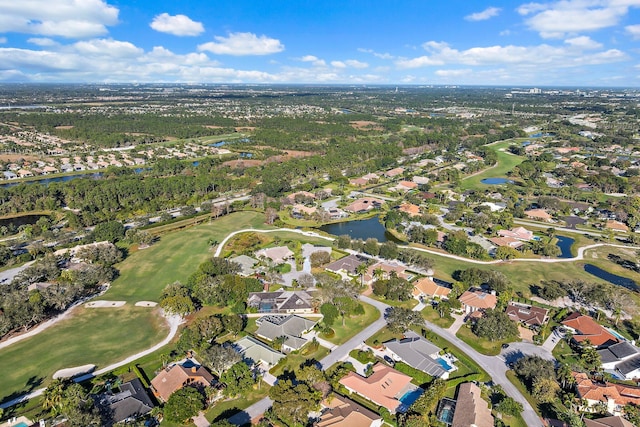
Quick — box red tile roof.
[562,313,619,347]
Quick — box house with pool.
[339,363,423,414]
[383,331,456,379]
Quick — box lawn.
[0,211,268,404]
[205,385,271,424]
[421,306,455,328]
[0,306,166,403]
[460,141,525,190]
[269,346,330,377]
[108,211,267,301]
[456,325,518,356]
[320,302,381,345]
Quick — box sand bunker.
[53,364,95,379]
[85,300,126,308]
[135,301,158,307]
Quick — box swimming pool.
[398,388,424,408]
[436,357,453,371]
[607,328,626,341]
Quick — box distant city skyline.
[0,0,639,86]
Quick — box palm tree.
[373,267,385,282]
[42,379,66,415]
[356,263,368,287]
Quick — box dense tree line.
[0,245,120,340]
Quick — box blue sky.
[0,0,639,86]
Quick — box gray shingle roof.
[256,315,317,350]
[384,331,447,377]
[98,378,154,424]
[598,342,640,364]
[616,354,640,376]
[234,336,285,366]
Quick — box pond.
[0,214,48,228]
[556,235,575,258]
[481,178,513,185]
[529,132,555,138]
[583,264,638,291]
[317,216,404,244]
[1,172,105,188]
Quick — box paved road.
[229,296,387,425]
[230,294,543,427]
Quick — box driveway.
[542,328,565,352]
[500,342,555,366]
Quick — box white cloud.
[358,48,395,60]
[565,35,602,49]
[518,0,640,38]
[0,0,119,38]
[27,37,58,46]
[198,32,284,56]
[500,30,512,36]
[0,37,6,44]
[435,68,472,76]
[344,59,368,68]
[465,7,502,21]
[299,55,326,66]
[74,39,142,58]
[396,40,627,69]
[150,13,204,37]
[331,59,368,69]
[626,24,640,38]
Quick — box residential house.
[286,191,316,203]
[96,378,154,425]
[524,209,553,222]
[384,167,405,178]
[584,416,635,427]
[562,312,619,348]
[2,171,17,180]
[339,363,420,414]
[412,176,430,185]
[349,177,369,187]
[498,227,534,241]
[364,261,409,284]
[573,371,640,416]
[40,165,59,174]
[234,335,284,367]
[27,282,53,292]
[605,220,629,233]
[247,290,315,314]
[362,173,380,181]
[292,204,317,218]
[327,207,347,220]
[255,315,317,353]
[17,169,33,178]
[315,395,383,427]
[489,236,525,250]
[344,197,384,213]
[325,254,369,277]
[384,331,452,379]
[255,246,294,264]
[411,277,451,300]
[505,302,549,327]
[390,181,418,192]
[451,382,494,427]
[229,255,259,276]
[458,290,497,315]
[598,341,640,380]
[398,203,421,217]
[150,362,215,402]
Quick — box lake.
[1,172,105,188]
[556,235,574,258]
[583,264,638,291]
[0,214,48,228]
[481,178,513,185]
[317,216,404,244]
